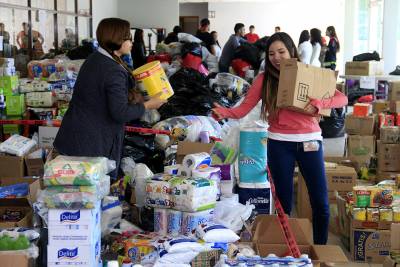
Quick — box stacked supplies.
[42,155,114,267]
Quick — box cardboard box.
[277,58,337,116]
[380,127,400,144]
[388,81,400,101]
[0,75,18,96]
[176,141,214,164]
[5,94,25,116]
[25,157,44,177]
[345,115,376,135]
[191,249,222,267]
[48,203,101,245]
[0,251,35,267]
[354,103,371,117]
[336,194,351,239]
[383,256,398,267]
[47,237,101,267]
[352,219,392,230]
[0,177,41,228]
[322,136,346,157]
[351,227,391,263]
[392,223,400,251]
[38,126,59,148]
[377,141,400,172]
[373,100,390,114]
[347,135,375,162]
[0,154,25,178]
[390,101,400,113]
[252,215,348,265]
[345,61,384,76]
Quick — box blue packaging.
[238,186,272,214]
[167,209,182,236]
[239,128,268,184]
[181,209,214,235]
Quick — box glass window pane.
[78,0,90,15]
[31,10,54,57]
[31,0,54,10]
[58,14,77,51]
[57,0,75,12]
[78,17,90,43]
[0,0,27,5]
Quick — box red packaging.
[396,113,400,126]
[378,113,395,127]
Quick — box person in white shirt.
[298,30,312,64]
[211,31,222,58]
[310,28,322,67]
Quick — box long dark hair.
[96,18,133,73]
[261,32,298,120]
[134,29,144,43]
[327,26,340,52]
[298,30,310,46]
[210,31,220,48]
[310,28,322,46]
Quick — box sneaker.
[390,65,400,75]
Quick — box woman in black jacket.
[131,29,147,69]
[54,18,166,178]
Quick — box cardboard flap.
[312,245,348,263]
[176,141,214,163]
[281,58,298,68]
[253,215,312,245]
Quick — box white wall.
[179,3,208,20]
[117,0,179,33]
[382,0,400,73]
[92,0,118,33]
[209,0,346,72]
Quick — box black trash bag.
[181,42,202,58]
[140,207,154,232]
[319,108,346,138]
[353,51,380,62]
[234,42,261,69]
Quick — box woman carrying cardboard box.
[212,32,348,245]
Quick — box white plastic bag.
[195,222,240,243]
[0,134,37,156]
[213,195,254,233]
[133,163,154,207]
[178,33,202,44]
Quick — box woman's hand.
[144,93,167,110]
[211,102,225,121]
[304,97,321,115]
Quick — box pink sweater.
[214,73,348,135]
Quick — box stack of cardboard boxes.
[345,103,376,171]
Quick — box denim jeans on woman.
[267,139,329,245]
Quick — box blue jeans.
[267,139,329,245]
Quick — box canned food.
[379,208,393,222]
[393,207,400,222]
[366,207,379,222]
[353,207,366,221]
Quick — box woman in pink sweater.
[213,32,348,244]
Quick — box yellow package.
[124,239,157,264]
[393,207,400,222]
[366,207,379,222]
[353,207,366,221]
[379,208,393,222]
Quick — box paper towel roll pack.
[182,152,211,170]
[145,174,174,208]
[238,186,272,214]
[164,164,181,175]
[154,208,168,235]
[239,128,268,184]
[181,209,214,235]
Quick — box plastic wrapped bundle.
[213,73,250,97]
[169,177,218,212]
[25,91,56,107]
[146,174,174,208]
[43,156,115,186]
[40,175,110,209]
[153,115,222,149]
[0,135,37,157]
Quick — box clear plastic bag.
[178,33,202,44]
[43,156,115,186]
[0,134,37,157]
[39,175,109,209]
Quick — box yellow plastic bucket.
[132,61,174,100]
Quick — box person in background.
[61,28,76,51]
[298,30,312,64]
[54,18,166,179]
[164,25,182,45]
[131,29,147,69]
[245,25,260,44]
[275,26,281,33]
[211,31,222,58]
[219,23,246,72]
[0,23,10,44]
[212,32,348,245]
[17,22,44,58]
[196,18,216,55]
[310,28,322,67]
[323,26,340,70]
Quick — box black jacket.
[131,42,147,69]
[54,51,145,177]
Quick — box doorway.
[179,16,199,35]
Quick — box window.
[0,0,92,76]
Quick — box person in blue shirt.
[219,23,247,73]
